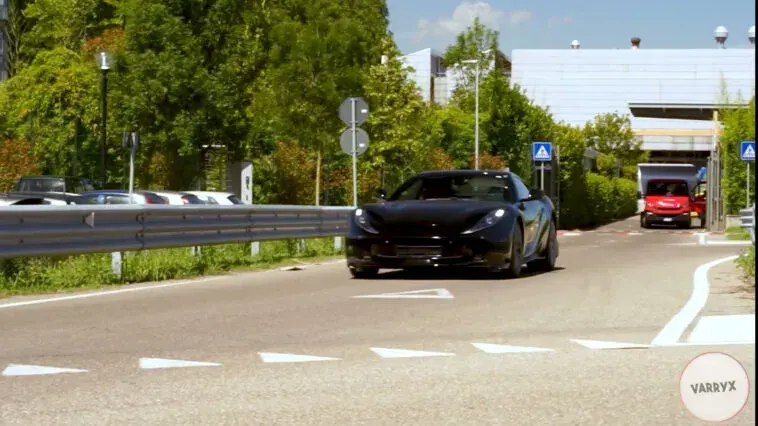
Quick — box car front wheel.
[349,266,379,279]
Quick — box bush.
[736,245,755,282]
[0,238,342,296]
[559,172,637,229]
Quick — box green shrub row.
[558,172,638,230]
[736,245,755,283]
[0,238,342,297]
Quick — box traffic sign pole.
[351,98,358,207]
[540,162,545,191]
[740,141,755,208]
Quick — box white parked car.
[151,191,205,205]
[186,191,247,205]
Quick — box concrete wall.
[511,48,756,151]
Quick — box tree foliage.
[0,4,641,228]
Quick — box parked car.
[345,169,559,279]
[186,191,247,205]
[79,190,168,205]
[151,191,205,205]
[0,193,49,206]
[11,175,96,205]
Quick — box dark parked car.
[345,169,559,279]
[0,193,49,206]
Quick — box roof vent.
[570,40,580,49]
[714,25,728,48]
[630,37,641,49]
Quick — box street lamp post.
[96,50,112,187]
[462,58,480,170]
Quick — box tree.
[0,138,39,191]
[442,17,500,96]
[361,35,428,193]
[260,0,389,205]
[720,96,756,214]
[582,112,646,178]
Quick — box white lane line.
[258,352,341,363]
[471,343,553,353]
[0,276,226,310]
[650,255,739,347]
[370,347,456,358]
[2,364,88,376]
[139,358,222,370]
[352,288,454,299]
[570,339,649,350]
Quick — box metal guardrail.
[739,204,755,245]
[0,205,354,259]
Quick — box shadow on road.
[366,266,567,281]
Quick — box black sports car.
[345,169,559,279]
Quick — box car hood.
[644,195,690,209]
[362,199,504,227]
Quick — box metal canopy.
[628,102,749,121]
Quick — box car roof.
[412,169,512,178]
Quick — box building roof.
[628,102,750,121]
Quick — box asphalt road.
[0,217,754,425]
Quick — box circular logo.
[679,352,750,423]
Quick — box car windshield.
[389,174,513,202]
[646,181,689,196]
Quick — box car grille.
[394,245,443,257]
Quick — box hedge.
[558,172,637,230]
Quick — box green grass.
[0,238,343,298]
[735,244,755,283]
[725,226,751,240]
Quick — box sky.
[387,0,757,55]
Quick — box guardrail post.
[111,252,122,278]
[191,246,201,256]
[251,241,260,256]
[334,236,343,253]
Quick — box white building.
[510,28,755,161]
[399,48,505,105]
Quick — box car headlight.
[462,209,505,235]
[354,208,379,234]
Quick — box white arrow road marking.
[139,358,222,370]
[2,364,88,376]
[370,347,456,358]
[471,342,554,353]
[258,353,341,363]
[352,288,454,299]
[570,339,649,350]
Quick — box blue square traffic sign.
[532,142,552,162]
[740,141,755,161]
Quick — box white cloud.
[416,1,533,41]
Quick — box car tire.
[640,214,649,229]
[504,225,524,278]
[349,266,379,279]
[533,220,557,272]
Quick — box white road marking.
[370,347,456,358]
[0,276,226,310]
[560,232,582,237]
[258,352,341,363]
[352,288,454,299]
[686,314,756,344]
[650,255,739,347]
[570,339,649,350]
[139,358,222,370]
[471,342,553,353]
[2,364,88,376]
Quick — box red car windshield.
[646,181,689,197]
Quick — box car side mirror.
[373,188,387,202]
[522,188,543,201]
